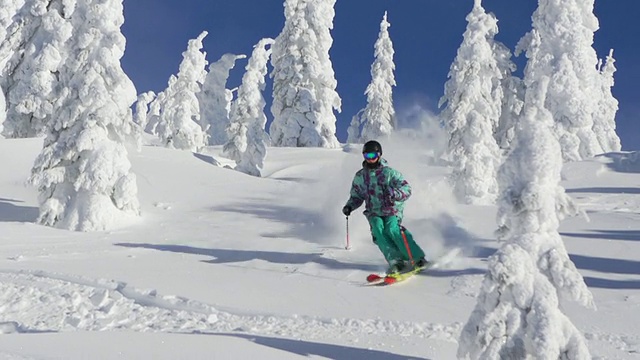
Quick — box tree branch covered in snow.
[1,0,72,138]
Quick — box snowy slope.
[0,138,638,359]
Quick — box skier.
[342,140,428,275]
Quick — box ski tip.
[366,274,383,282]
[383,276,397,285]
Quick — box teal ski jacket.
[345,158,411,220]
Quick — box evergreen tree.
[438,0,503,205]
[459,74,594,360]
[155,32,208,151]
[459,27,593,358]
[359,11,396,142]
[224,38,274,177]
[145,89,166,136]
[493,41,524,151]
[270,0,341,148]
[1,0,72,138]
[29,0,140,231]
[518,0,604,161]
[199,53,246,145]
[592,49,621,153]
[346,110,363,144]
[133,91,155,132]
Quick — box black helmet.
[362,140,382,155]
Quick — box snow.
[1,137,639,359]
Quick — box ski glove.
[388,187,398,201]
[342,205,352,216]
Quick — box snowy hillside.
[0,137,639,359]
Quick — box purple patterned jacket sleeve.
[390,168,411,202]
[346,172,365,210]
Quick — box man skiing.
[342,140,428,275]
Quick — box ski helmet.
[362,140,382,155]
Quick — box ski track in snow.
[0,269,460,344]
[1,269,637,357]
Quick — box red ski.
[365,273,386,285]
[365,267,422,286]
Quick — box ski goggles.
[363,152,380,160]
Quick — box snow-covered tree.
[145,89,165,136]
[133,90,155,132]
[29,0,140,231]
[496,75,525,151]
[517,0,604,161]
[592,49,621,153]
[438,0,503,205]
[493,41,524,151]
[359,11,396,142]
[269,0,341,148]
[459,29,594,358]
[459,75,594,360]
[224,38,274,177]
[199,53,246,145]
[346,110,363,144]
[1,0,72,138]
[154,32,208,151]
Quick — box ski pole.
[400,228,415,266]
[345,216,351,250]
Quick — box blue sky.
[121,1,640,150]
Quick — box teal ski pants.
[368,215,425,265]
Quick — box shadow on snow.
[583,277,640,290]
[599,152,640,173]
[114,242,380,273]
[190,332,430,360]
[0,198,38,223]
[464,245,640,289]
[210,201,337,245]
[565,187,640,195]
[562,230,640,242]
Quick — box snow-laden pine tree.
[133,91,155,132]
[493,40,524,152]
[592,49,621,153]
[346,110,364,144]
[358,11,396,142]
[199,53,246,145]
[517,0,604,161]
[458,37,594,359]
[0,0,72,138]
[438,0,503,205]
[29,0,140,231]
[224,38,274,177]
[459,76,594,360]
[145,89,166,136]
[154,31,208,151]
[269,0,341,148]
